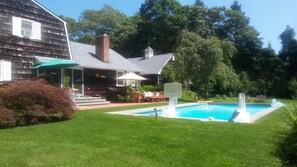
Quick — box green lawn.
[0,101,291,166]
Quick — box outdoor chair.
[158,92,166,101]
[151,92,159,102]
[144,91,153,102]
[255,95,266,103]
[133,92,144,103]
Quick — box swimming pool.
[136,103,271,121]
[109,103,281,123]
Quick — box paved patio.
[77,102,154,110]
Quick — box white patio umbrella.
[116,72,147,80]
[116,72,147,90]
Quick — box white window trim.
[116,71,125,87]
[12,16,41,40]
[0,60,12,81]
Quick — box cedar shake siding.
[0,0,70,81]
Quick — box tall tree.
[254,45,280,95]
[59,15,80,41]
[222,1,262,75]
[136,0,188,55]
[194,0,205,6]
[75,5,127,44]
[279,26,297,78]
[175,30,236,99]
[187,3,214,38]
[207,7,227,38]
[112,16,141,57]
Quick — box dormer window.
[12,16,41,40]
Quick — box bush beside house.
[0,79,76,128]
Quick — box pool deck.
[108,102,197,115]
[108,102,284,123]
[77,102,154,110]
[249,105,282,122]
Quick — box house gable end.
[0,0,71,81]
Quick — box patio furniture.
[133,92,144,103]
[144,91,153,102]
[158,92,166,101]
[152,92,160,102]
[255,95,266,102]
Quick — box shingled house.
[0,0,71,83]
[0,0,142,103]
[69,35,142,96]
[128,47,175,85]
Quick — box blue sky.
[37,0,297,53]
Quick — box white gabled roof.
[128,53,174,75]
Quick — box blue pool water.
[136,103,271,121]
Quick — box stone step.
[74,96,110,106]
[75,96,102,101]
[76,101,110,106]
[75,99,106,103]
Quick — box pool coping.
[249,105,282,122]
[107,102,283,123]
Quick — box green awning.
[33,58,78,69]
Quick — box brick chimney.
[95,33,110,63]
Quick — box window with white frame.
[116,71,124,86]
[0,60,12,81]
[12,16,41,40]
[21,20,33,38]
[125,79,136,87]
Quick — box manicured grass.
[0,101,291,166]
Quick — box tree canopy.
[175,30,237,99]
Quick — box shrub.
[124,95,131,102]
[0,107,16,128]
[222,94,228,99]
[277,101,297,166]
[140,85,162,92]
[117,95,124,102]
[181,89,197,100]
[0,79,76,127]
[215,94,221,99]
